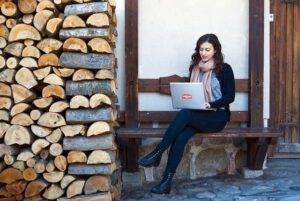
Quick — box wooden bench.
[116,75,284,171]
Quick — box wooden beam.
[124,0,139,172]
[249,0,264,127]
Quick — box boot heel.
[153,157,161,167]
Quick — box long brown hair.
[189,34,224,74]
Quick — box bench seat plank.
[116,127,283,138]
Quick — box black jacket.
[210,63,235,121]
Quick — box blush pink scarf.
[190,59,215,102]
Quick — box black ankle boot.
[138,145,164,167]
[151,172,174,194]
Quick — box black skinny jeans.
[159,109,228,173]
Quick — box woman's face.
[199,42,216,62]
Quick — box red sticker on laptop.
[181,93,192,100]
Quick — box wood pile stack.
[0,0,120,200]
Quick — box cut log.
[4,125,32,145]
[11,84,36,103]
[33,10,54,32]
[22,14,34,24]
[49,143,63,156]
[66,80,116,96]
[17,149,34,161]
[59,28,112,40]
[0,36,7,48]
[6,57,18,69]
[43,184,64,200]
[70,95,89,109]
[4,42,24,57]
[49,100,69,112]
[33,97,53,109]
[0,144,19,158]
[45,160,55,172]
[60,175,76,189]
[23,167,37,181]
[19,57,38,68]
[0,109,10,122]
[87,121,111,137]
[53,67,74,77]
[1,2,18,17]
[46,128,62,143]
[90,93,112,108]
[66,180,85,198]
[0,82,11,97]
[43,171,64,183]
[18,0,37,14]
[0,69,15,83]
[4,154,15,165]
[64,2,111,17]
[0,122,10,138]
[57,192,112,201]
[60,125,86,137]
[23,195,43,201]
[54,155,67,171]
[15,67,38,89]
[38,112,66,128]
[72,69,94,81]
[33,66,51,80]
[23,39,34,46]
[67,151,87,163]
[63,37,87,53]
[87,150,111,164]
[66,107,116,124]
[38,53,60,67]
[33,159,46,173]
[0,97,12,110]
[68,163,117,175]
[31,125,52,137]
[31,139,50,154]
[10,103,31,117]
[37,38,62,53]
[46,17,63,37]
[30,109,42,121]
[0,55,6,69]
[36,0,56,13]
[11,113,34,126]
[22,46,41,58]
[43,73,64,85]
[0,168,23,184]
[12,161,26,171]
[5,18,17,29]
[87,13,109,28]
[39,149,49,160]
[24,180,48,198]
[84,175,110,194]
[63,15,86,28]
[42,84,65,99]
[60,52,114,70]
[0,15,6,26]
[88,38,112,53]
[26,158,37,168]
[6,180,27,195]
[8,24,41,42]
[0,24,9,40]
[63,134,115,151]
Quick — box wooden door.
[270,0,300,155]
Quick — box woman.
[138,33,235,194]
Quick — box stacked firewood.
[0,0,120,200]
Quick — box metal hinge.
[269,13,274,22]
[280,0,299,3]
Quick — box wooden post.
[249,0,264,127]
[123,0,139,172]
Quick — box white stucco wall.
[115,0,270,117]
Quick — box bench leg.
[119,138,140,172]
[246,138,271,170]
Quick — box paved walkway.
[121,159,300,201]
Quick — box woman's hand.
[204,102,211,109]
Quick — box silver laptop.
[170,82,206,110]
